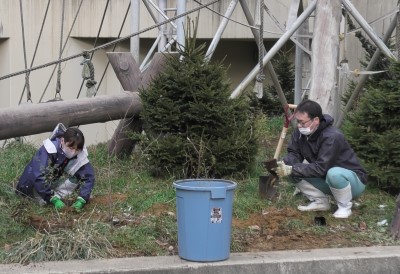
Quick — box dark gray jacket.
[283,114,367,184]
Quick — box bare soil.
[231,207,371,252]
[24,193,377,256]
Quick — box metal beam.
[336,13,398,128]
[142,0,162,27]
[287,0,301,28]
[146,0,177,29]
[158,0,167,50]
[131,0,140,62]
[343,0,397,60]
[140,35,162,70]
[231,0,317,99]
[238,0,296,128]
[176,0,186,47]
[293,0,309,105]
[205,0,239,61]
[264,5,311,56]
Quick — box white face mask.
[61,139,78,159]
[299,120,315,136]
[63,146,78,159]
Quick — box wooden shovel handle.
[271,104,296,160]
[273,126,288,160]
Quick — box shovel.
[259,104,296,200]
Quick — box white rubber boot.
[296,180,331,211]
[330,184,353,218]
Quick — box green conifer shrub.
[344,61,400,193]
[249,50,295,116]
[139,20,257,178]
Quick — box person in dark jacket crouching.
[16,124,95,212]
[274,100,367,218]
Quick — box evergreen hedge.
[139,24,257,178]
[344,61,400,193]
[250,50,295,115]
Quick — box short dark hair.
[63,127,85,150]
[296,100,323,120]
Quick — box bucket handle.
[211,188,226,199]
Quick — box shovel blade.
[264,158,278,173]
[259,174,279,200]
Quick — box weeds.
[1,218,115,264]
[0,114,399,264]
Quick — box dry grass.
[2,218,116,264]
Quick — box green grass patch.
[0,114,399,263]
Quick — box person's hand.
[72,197,86,212]
[274,161,292,177]
[50,196,65,210]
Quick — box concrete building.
[0,0,397,146]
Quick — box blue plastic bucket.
[173,179,237,262]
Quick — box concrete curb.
[1,246,400,274]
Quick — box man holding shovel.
[274,100,367,218]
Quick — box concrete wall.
[0,0,397,146]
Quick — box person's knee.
[327,167,343,179]
[326,167,348,188]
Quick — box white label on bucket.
[210,207,222,223]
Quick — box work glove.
[50,195,65,210]
[72,196,86,212]
[274,161,292,177]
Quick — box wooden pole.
[0,91,142,140]
[107,52,174,158]
[309,0,341,119]
[106,52,142,158]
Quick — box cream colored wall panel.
[69,0,132,38]
[19,120,119,148]
[0,0,9,38]
[68,0,293,39]
[153,0,292,39]
[4,0,57,105]
[0,40,10,108]
[79,122,118,147]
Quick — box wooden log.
[0,91,142,140]
[309,0,341,119]
[106,53,142,158]
[107,52,176,158]
[107,52,142,92]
